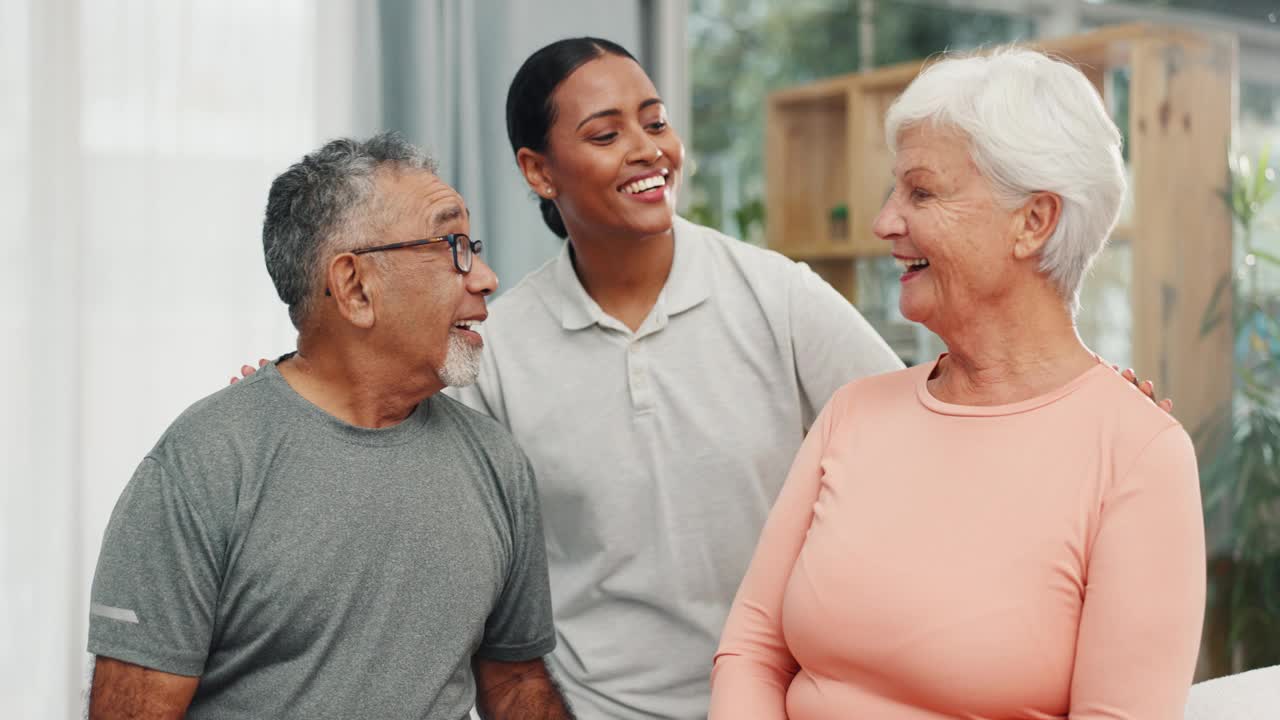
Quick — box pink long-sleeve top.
[710,357,1205,719]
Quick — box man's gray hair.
[884,48,1126,313]
[263,132,438,329]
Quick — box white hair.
[884,47,1126,312]
[437,332,483,387]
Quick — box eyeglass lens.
[454,235,472,273]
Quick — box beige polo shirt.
[448,216,902,719]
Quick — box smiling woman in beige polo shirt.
[463,38,901,719]
[233,36,1168,720]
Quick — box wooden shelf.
[765,21,1237,441]
[765,91,851,259]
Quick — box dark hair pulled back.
[505,37,638,239]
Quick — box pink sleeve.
[1069,425,1206,718]
[708,387,843,719]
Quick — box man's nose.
[467,255,499,296]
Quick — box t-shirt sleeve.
[87,456,222,677]
[1068,424,1206,718]
[476,453,556,662]
[788,261,903,429]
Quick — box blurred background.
[2,1,1277,716]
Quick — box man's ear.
[325,253,376,329]
[1013,191,1062,261]
[516,148,556,199]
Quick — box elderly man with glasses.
[85,133,573,720]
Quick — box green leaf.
[1234,186,1252,225]
[1252,248,1280,267]
[1243,386,1272,409]
[1251,143,1273,205]
[1241,365,1262,387]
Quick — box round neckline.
[915,353,1108,417]
[257,359,434,447]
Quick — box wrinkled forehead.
[892,123,979,177]
[378,168,470,234]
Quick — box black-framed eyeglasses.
[352,233,483,274]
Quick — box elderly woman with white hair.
[708,48,1205,719]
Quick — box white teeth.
[454,320,482,330]
[895,258,930,272]
[622,175,666,194]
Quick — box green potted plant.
[1199,144,1280,676]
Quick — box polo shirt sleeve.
[787,262,904,428]
[477,453,556,662]
[87,456,222,677]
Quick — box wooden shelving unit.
[765,22,1237,437]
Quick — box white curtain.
[0,1,645,716]
[0,0,377,715]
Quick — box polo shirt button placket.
[627,341,651,412]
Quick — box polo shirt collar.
[553,216,712,331]
[553,242,600,331]
[664,216,713,315]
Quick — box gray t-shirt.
[88,362,555,720]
